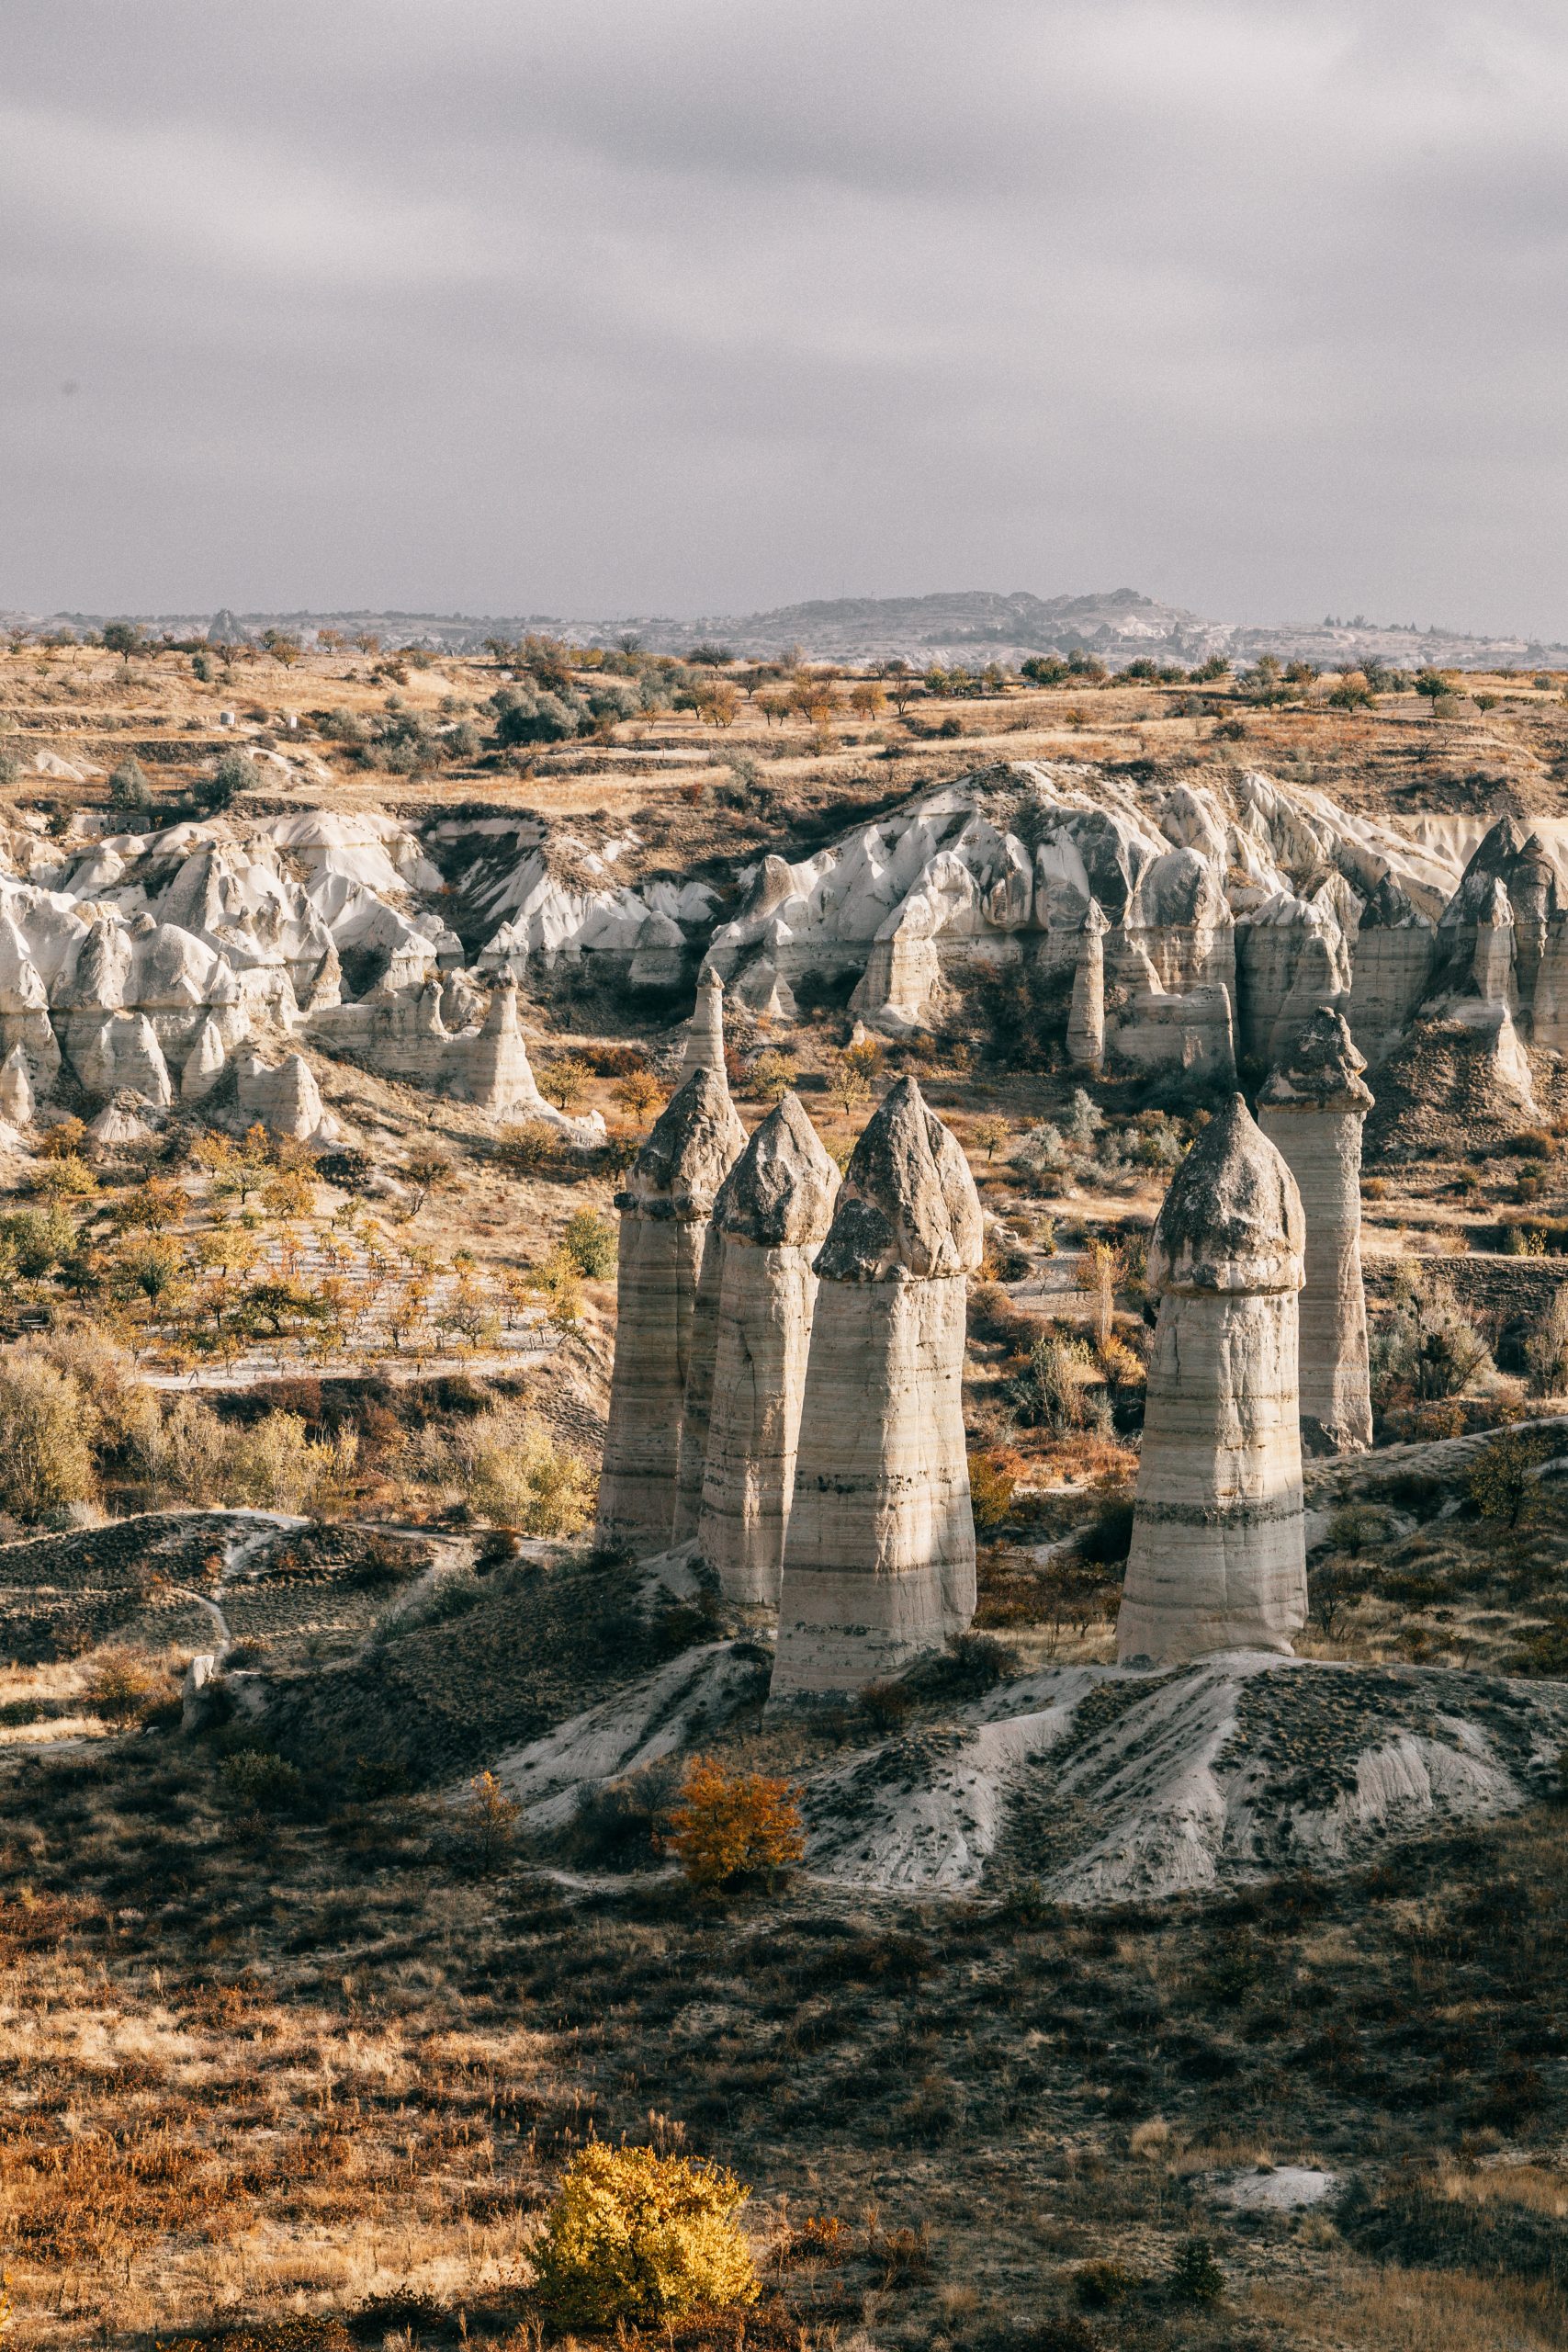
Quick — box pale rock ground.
[1118,1097,1309,1668]
[490,1641,1568,1905]
[771,1078,984,1697]
[1259,1005,1374,1453]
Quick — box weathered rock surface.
[594,1069,747,1554]
[771,1079,982,1697]
[1118,1095,1308,1668]
[234,1052,343,1143]
[1259,1006,1374,1453]
[687,1095,840,1602]
[491,1640,1568,1905]
[0,778,1560,1120]
[0,1044,33,1125]
[680,967,727,1079]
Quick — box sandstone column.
[771,1077,983,1697]
[1066,901,1107,1069]
[690,1094,840,1602]
[594,1067,746,1554]
[1259,1006,1374,1453]
[1116,1093,1307,1667]
[681,967,727,1079]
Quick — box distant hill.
[6,587,1565,672]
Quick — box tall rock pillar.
[593,1067,746,1555]
[692,1095,840,1604]
[1258,1006,1374,1453]
[772,1078,983,1697]
[1116,1094,1307,1667]
[681,967,728,1080]
[1066,902,1107,1069]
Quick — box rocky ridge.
[0,765,1561,1133]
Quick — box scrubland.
[2,639,1568,2346]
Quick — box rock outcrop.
[689,1094,840,1604]
[1117,1094,1308,1668]
[772,1078,982,1697]
[0,1044,33,1126]
[1259,1007,1374,1453]
[1066,902,1106,1069]
[0,778,1559,1129]
[234,1052,342,1143]
[593,1067,747,1554]
[680,967,727,1079]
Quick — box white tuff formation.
[692,1094,840,1603]
[681,967,727,1078]
[0,780,1562,1125]
[0,1044,33,1126]
[594,1067,746,1554]
[1259,1006,1374,1453]
[772,1077,983,1697]
[1066,902,1107,1069]
[1117,1094,1308,1668]
[234,1052,342,1143]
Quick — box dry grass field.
[4,637,1568,2348]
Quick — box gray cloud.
[2,1,1565,631]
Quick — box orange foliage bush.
[663,1756,804,1891]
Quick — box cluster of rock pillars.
[594,981,1375,1691]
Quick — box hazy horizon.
[5,2,1565,637]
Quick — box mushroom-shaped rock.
[676,1095,840,1600]
[1259,1008,1374,1453]
[594,1068,747,1554]
[1117,1094,1308,1667]
[0,1044,34,1126]
[771,1078,982,1697]
[680,967,727,1080]
[459,981,544,1114]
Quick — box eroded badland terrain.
[8,633,1568,2352]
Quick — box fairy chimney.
[1259,1006,1374,1453]
[1116,1094,1307,1667]
[683,1095,840,1601]
[0,1044,34,1126]
[594,1067,746,1554]
[1066,901,1107,1069]
[681,967,728,1080]
[771,1077,983,1697]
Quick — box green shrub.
[532,2143,758,2328]
[561,1207,616,1279]
[1077,1497,1134,1565]
[1168,2236,1224,2303]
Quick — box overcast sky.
[3,1,1565,632]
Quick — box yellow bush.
[533,2143,757,2328]
[664,1754,805,1891]
[0,1345,98,1521]
[968,1446,1021,1530]
[431,1401,596,1535]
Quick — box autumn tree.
[663,1755,805,1891]
[612,1069,665,1125]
